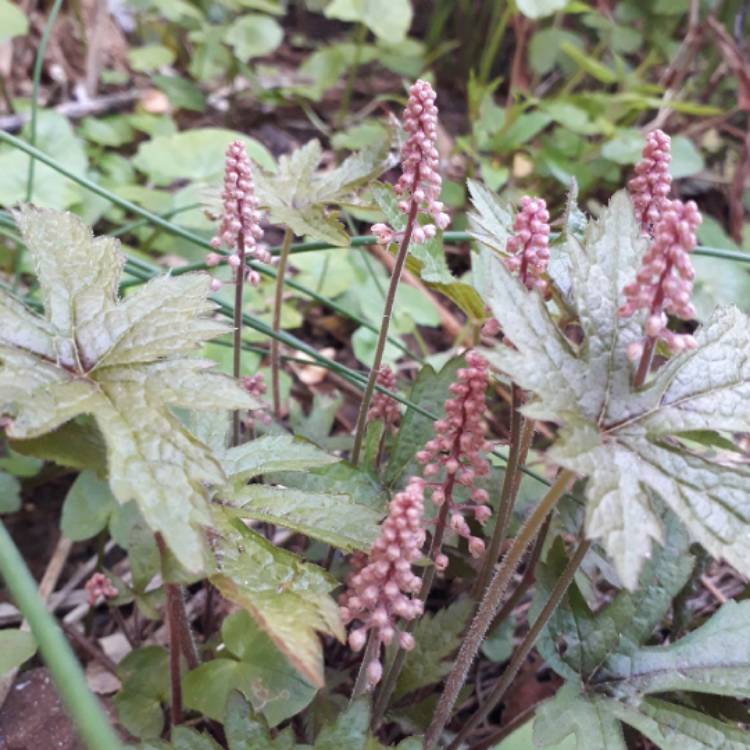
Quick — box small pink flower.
[367,365,401,430]
[505,196,550,294]
[371,80,449,246]
[339,478,426,687]
[628,130,673,234]
[85,572,118,606]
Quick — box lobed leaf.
[0,207,254,572]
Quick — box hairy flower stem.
[424,469,576,749]
[473,386,534,597]
[232,234,247,445]
[447,538,591,750]
[351,195,420,466]
[271,227,294,420]
[632,275,666,388]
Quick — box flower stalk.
[447,537,591,749]
[271,227,294,419]
[351,79,449,465]
[424,468,576,749]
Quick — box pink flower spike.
[505,196,551,294]
[619,199,702,355]
[367,365,401,430]
[629,130,673,234]
[339,477,426,688]
[210,140,271,265]
[370,80,448,246]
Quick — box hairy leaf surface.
[480,191,750,588]
[0,208,253,572]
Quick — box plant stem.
[423,469,575,750]
[473,385,533,597]
[633,335,656,388]
[272,227,294,420]
[477,2,513,87]
[350,631,380,700]
[232,234,247,445]
[0,522,123,749]
[447,538,591,749]
[351,197,420,465]
[488,515,551,632]
[155,534,198,726]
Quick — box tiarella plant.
[2,111,750,750]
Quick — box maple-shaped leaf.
[534,602,750,750]
[209,511,344,688]
[254,139,390,246]
[0,207,255,572]
[479,189,750,589]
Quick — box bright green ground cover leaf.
[324,0,412,42]
[114,646,169,739]
[0,207,254,573]
[0,471,21,513]
[133,128,275,185]
[0,629,36,676]
[0,0,28,42]
[184,610,316,726]
[60,469,117,540]
[226,13,284,61]
[313,699,371,750]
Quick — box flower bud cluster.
[628,129,673,233]
[504,196,551,294]
[415,351,491,562]
[339,477,426,687]
[367,365,401,429]
[621,199,702,357]
[371,80,450,246]
[85,572,118,606]
[210,140,269,288]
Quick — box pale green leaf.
[133,128,275,185]
[0,471,21,514]
[516,0,567,19]
[0,207,254,573]
[0,629,36,675]
[467,178,513,256]
[269,205,350,246]
[324,0,413,41]
[480,191,750,588]
[61,469,117,540]
[226,13,283,61]
[210,513,344,688]
[128,44,176,72]
[607,698,750,750]
[0,0,28,42]
[604,600,750,699]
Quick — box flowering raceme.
[628,129,673,233]
[504,196,551,294]
[620,131,703,358]
[339,477,425,687]
[416,351,491,564]
[209,140,270,288]
[371,80,450,246]
[367,365,401,430]
[621,199,702,356]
